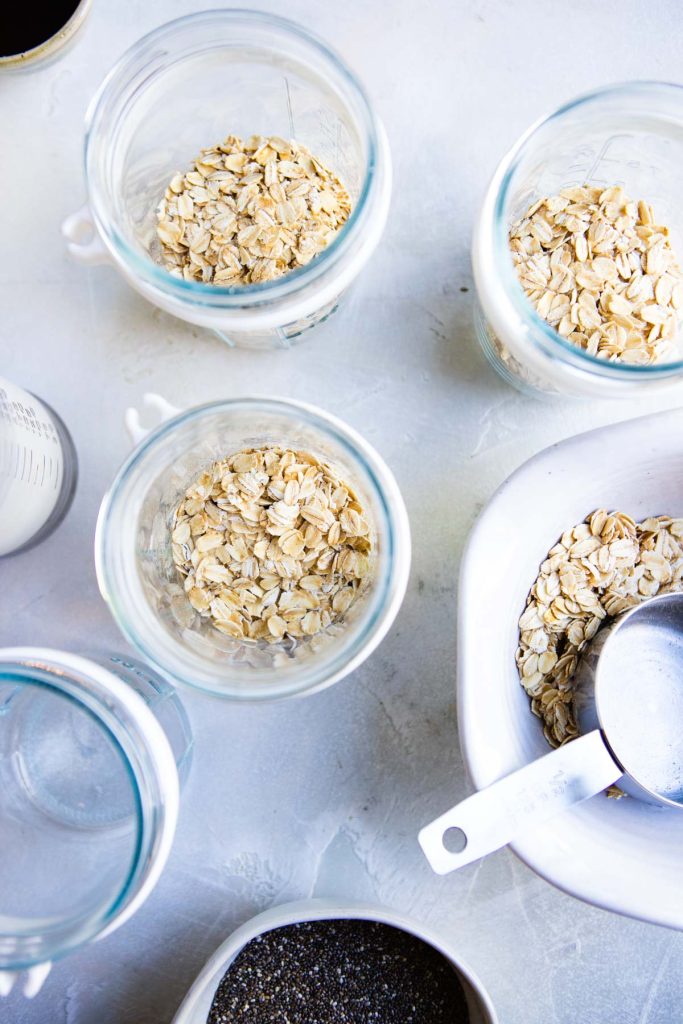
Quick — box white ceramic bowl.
[458,407,683,929]
[172,899,498,1023]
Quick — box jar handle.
[125,393,182,447]
[0,962,52,998]
[61,204,111,266]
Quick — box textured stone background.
[3,1,683,1021]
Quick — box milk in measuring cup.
[0,377,77,556]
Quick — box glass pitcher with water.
[0,647,192,997]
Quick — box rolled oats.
[171,446,371,643]
[517,510,683,750]
[156,135,351,285]
[510,186,683,364]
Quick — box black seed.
[207,918,470,1023]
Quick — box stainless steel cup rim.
[578,592,683,808]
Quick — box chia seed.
[207,918,470,1023]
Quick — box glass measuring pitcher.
[96,395,411,700]
[0,377,77,556]
[0,648,184,995]
[63,10,391,349]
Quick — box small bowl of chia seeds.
[172,900,498,1024]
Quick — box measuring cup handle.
[124,393,183,446]
[418,729,621,874]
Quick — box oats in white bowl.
[517,509,683,747]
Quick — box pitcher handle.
[0,962,52,999]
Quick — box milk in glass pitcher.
[0,377,78,556]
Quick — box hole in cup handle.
[442,826,468,854]
[418,813,474,875]
[61,204,110,266]
[0,962,52,998]
[125,393,183,448]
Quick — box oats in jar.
[156,134,351,285]
[171,446,372,643]
[509,186,683,365]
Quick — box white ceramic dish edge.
[457,406,683,929]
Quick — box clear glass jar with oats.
[95,397,410,701]
[472,82,683,398]
[63,11,391,350]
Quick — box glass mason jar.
[95,395,411,701]
[0,377,78,557]
[62,10,391,349]
[0,648,185,993]
[473,82,683,399]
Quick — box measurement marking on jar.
[284,76,295,138]
[0,378,77,556]
[4,443,60,489]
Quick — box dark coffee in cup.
[1,0,83,58]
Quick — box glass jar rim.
[95,396,411,701]
[84,8,382,310]
[488,80,683,379]
[0,648,178,969]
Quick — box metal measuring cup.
[419,592,683,875]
